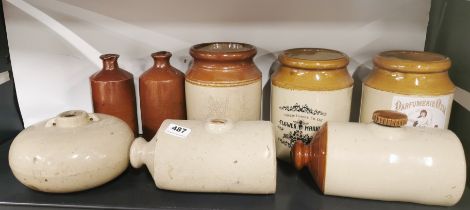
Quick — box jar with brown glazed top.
[139,51,186,140]
[271,48,353,161]
[185,42,262,121]
[90,54,138,136]
[360,50,455,128]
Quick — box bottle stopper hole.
[210,119,227,124]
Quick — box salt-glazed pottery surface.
[293,110,466,206]
[9,110,134,193]
[140,51,186,140]
[90,54,138,135]
[185,42,262,121]
[360,50,455,128]
[130,119,276,194]
[271,48,353,161]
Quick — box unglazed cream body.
[130,119,276,194]
[324,122,465,206]
[9,110,134,193]
[185,80,261,121]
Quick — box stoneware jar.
[90,54,138,136]
[185,42,262,121]
[130,119,276,194]
[9,110,134,193]
[360,50,455,128]
[140,51,186,140]
[271,48,353,161]
[293,110,466,206]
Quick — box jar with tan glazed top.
[185,42,262,121]
[360,50,455,128]
[271,48,353,161]
[292,110,466,206]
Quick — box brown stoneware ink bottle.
[90,54,138,136]
[139,51,186,140]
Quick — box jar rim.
[279,48,349,70]
[374,50,451,73]
[190,42,257,61]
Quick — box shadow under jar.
[139,51,186,140]
[185,42,262,121]
[90,54,138,136]
[359,50,455,128]
[271,48,353,161]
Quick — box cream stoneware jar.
[293,110,466,206]
[9,110,134,193]
[360,50,455,128]
[271,48,353,161]
[130,119,276,194]
[185,42,262,121]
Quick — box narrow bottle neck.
[153,58,170,68]
[100,54,120,71]
[103,60,119,70]
[152,51,172,69]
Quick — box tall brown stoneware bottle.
[139,51,186,140]
[90,54,138,136]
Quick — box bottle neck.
[100,54,120,71]
[292,123,328,192]
[152,51,172,69]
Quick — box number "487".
[172,125,187,133]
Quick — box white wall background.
[3,0,431,128]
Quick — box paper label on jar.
[391,95,451,128]
[165,123,191,138]
[271,85,352,159]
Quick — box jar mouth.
[279,48,349,70]
[100,54,120,60]
[151,51,172,58]
[190,42,257,61]
[374,50,451,73]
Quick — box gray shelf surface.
[1,138,469,210]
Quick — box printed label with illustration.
[276,103,326,148]
[391,95,451,128]
[271,85,352,160]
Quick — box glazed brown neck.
[152,51,172,69]
[100,54,119,71]
[292,123,328,193]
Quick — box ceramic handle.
[292,140,311,170]
[130,137,148,168]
